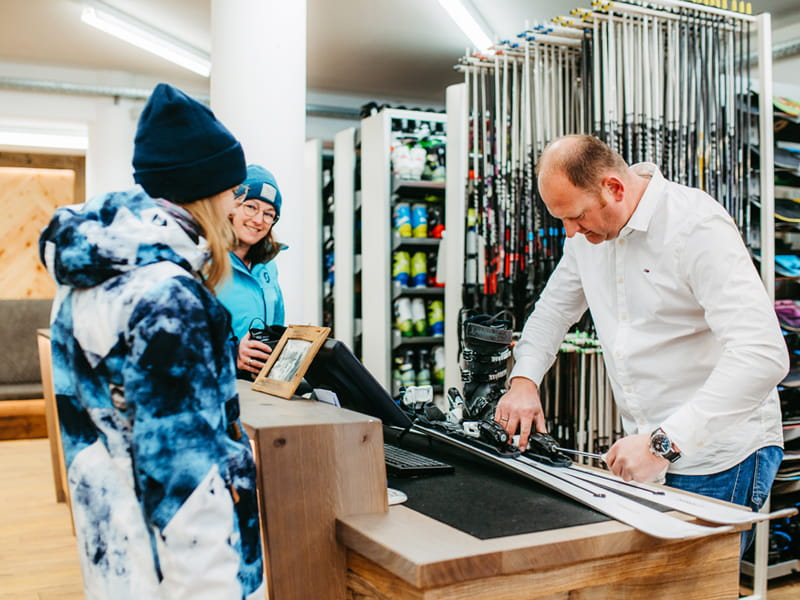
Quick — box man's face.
[539,169,622,244]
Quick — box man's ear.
[603,175,625,202]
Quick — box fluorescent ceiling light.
[437,0,493,52]
[0,119,88,152]
[80,0,211,77]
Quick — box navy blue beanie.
[133,83,246,203]
[242,164,283,217]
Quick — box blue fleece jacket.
[216,251,285,341]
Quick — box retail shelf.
[392,282,445,299]
[785,423,800,443]
[392,233,442,251]
[392,331,445,350]
[361,108,448,390]
[741,558,800,579]
[776,185,800,200]
[773,478,800,495]
[393,179,446,194]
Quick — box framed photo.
[251,324,331,398]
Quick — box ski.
[537,459,797,526]
[412,425,732,540]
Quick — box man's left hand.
[605,433,669,482]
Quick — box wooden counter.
[339,506,741,599]
[238,382,387,600]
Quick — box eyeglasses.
[238,199,279,224]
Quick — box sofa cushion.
[0,299,53,390]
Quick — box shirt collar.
[620,162,664,235]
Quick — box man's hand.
[236,332,273,375]
[604,434,669,482]
[493,377,547,450]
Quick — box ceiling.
[0,0,798,106]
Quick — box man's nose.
[563,220,579,238]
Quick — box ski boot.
[459,310,514,421]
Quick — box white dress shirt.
[510,163,788,475]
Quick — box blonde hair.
[183,197,234,291]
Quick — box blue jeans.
[665,446,783,556]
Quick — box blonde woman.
[39,83,264,600]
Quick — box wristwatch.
[649,427,681,463]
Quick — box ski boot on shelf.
[459,310,514,421]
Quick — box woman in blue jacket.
[39,83,264,600]
[216,165,285,378]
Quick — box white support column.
[210,0,307,323]
[444,83,467,393]
[304,139,323,326]
[86,97,137,200]
[333,127,356,351]
[758,12,775,297]
[746,13,774,600]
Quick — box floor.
[1,437,799,599]
[0,438,82,600]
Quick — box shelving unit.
[332,127,360,354]
[321,152,334,331]
[361,108,447,394]
[742,94,800,583]
[303,139,324,326]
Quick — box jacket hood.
[40,187,210,289]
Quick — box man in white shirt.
[495,135,787,538]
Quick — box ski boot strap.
[460,366,508,383]
[463,321,513,346]
[462,347,511,363]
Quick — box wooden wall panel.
[0,152,85,203]
[0,167,75,299]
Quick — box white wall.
[772,20,800,96]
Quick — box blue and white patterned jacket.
[39,188,264,600]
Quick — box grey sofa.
[0,299,53,400]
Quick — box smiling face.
[231,198,276,253]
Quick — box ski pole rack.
[361,109,448,396]
[454,0,772,327]
[537,331,623,462]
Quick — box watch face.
[651,432,671,455]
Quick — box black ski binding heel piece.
[524,431,572,467]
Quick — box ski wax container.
[428,300,444,335]
[393,202,412,237]
[411,298,428,335]
[393,251,410,285]
[394,298,413,337]
[411,203,428,237]
[410,251,428,287]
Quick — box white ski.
[561,462,798,525]
[412,425,732,540]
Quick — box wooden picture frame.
[251,324,331,398]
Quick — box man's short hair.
[537,135,629,192]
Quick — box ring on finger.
[501,417,509,422]
[247,358,252,366]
